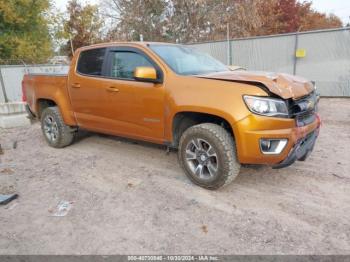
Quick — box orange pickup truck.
[23,42,321,189]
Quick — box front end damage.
[197,70,321,167]
[272,91,321,168]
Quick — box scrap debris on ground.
[0,194,18,205]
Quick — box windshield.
[150,45,229,76]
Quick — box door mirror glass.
[134,66,159,83]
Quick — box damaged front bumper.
[272,127,320,169]
[233,111,321,166]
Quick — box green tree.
[62,0,104,57]
[0,0,53,63]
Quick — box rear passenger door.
[68,47,112,130]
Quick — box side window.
[77,48,106,76]
[110,51,154,79]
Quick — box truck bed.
[22,74,75,124]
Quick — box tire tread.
[41,106,76,148]
[178,123,240,189]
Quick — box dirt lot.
[0,98,349,255]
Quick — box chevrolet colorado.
[23,42,321,189]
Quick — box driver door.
[100,47,165,142]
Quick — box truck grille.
[289,91,318,127]
[296,112,316,126]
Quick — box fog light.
[260,139,288,154]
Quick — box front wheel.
[178,123,241,190]
[41,106,76,148]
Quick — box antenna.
[69,34,74,55]
[20,59,29,75]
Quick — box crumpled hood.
[197,70,315,100]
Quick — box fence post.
[226,23,230,65]
[0,67,8,103]
[293,32,299,75]
[229,40,233,65]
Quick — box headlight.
[243,95,289,118]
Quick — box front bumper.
[233,113,321,166]
[272,127,319,169]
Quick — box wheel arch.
[171,110,236,148]
[36,98,57,119]
[34,96,77,126]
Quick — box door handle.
[106,86,119,93]
[71,83,81,88]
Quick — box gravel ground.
[0,98,349,255]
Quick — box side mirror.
[133,66,161,83]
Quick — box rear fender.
[35,95,77,126]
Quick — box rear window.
[77,48,106,76]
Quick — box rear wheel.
[41,106,76,148]
[178,123,240,190]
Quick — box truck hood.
[197,71,314,100]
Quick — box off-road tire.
[178,123,240,190]
[41,106,76,148]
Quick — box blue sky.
[54,0,350,25]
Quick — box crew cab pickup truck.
[23,42,321,189]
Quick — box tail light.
[22,80,27,102]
